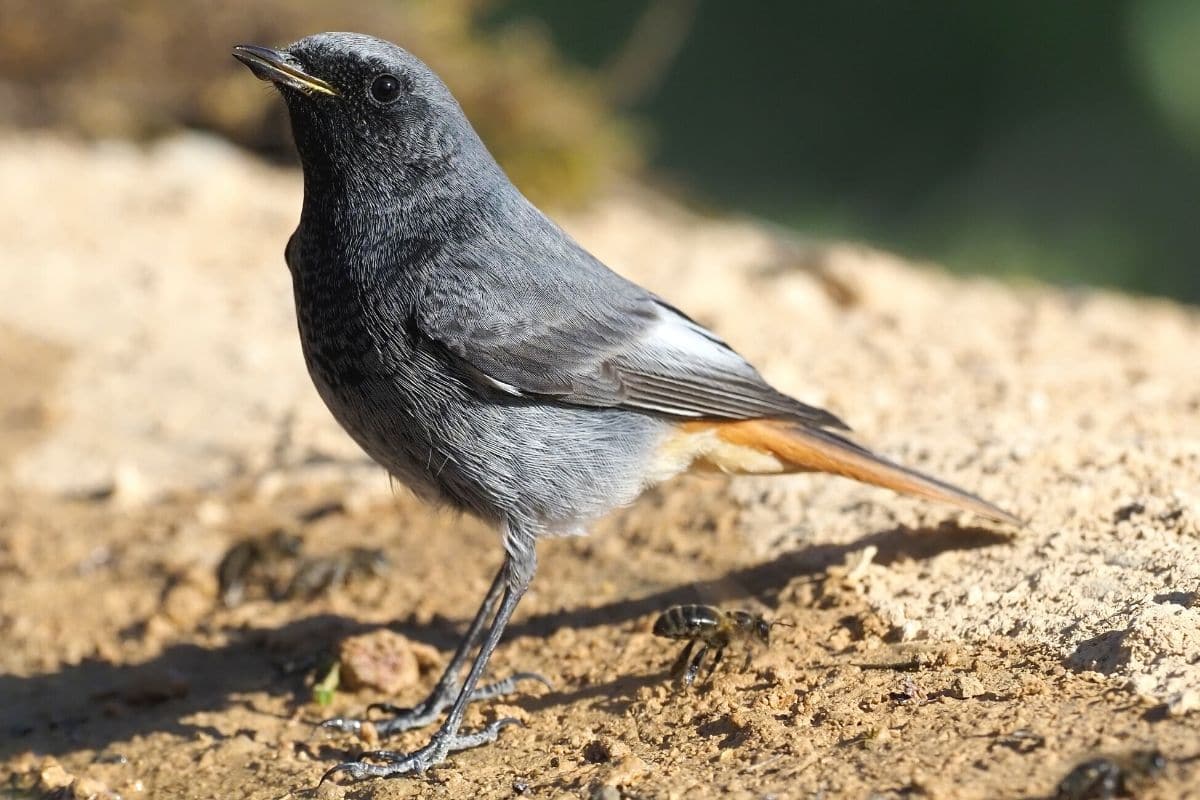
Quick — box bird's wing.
[415,244,847,429]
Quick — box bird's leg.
[682,643,710,687]
[320,563,547,738]
[320,552,535,784]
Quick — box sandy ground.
[2,134,1199,799]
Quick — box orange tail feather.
[684,419,1020,527]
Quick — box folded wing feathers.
[446,299,849,429]
[609,310,850,429]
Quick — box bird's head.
[234,32,487,194]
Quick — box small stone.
[338,629,424,694]
[39,758,73,790]
[951,675,986,700]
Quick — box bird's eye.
[370,74,404,104]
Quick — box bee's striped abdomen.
[653,604,721,640]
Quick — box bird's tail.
[681,419,1020,527]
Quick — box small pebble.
[951,675,986,700]
[40,759,74,790]
[339,629,439,694]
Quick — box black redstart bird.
[233,32,1018,784]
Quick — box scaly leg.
[320,564,547,738]
[320,552,535,784]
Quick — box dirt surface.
[2,135,1200,799]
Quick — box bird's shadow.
[0,520,1006,760]
[509,520,1006,639]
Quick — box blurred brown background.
[0,0,634,206]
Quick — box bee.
[652,604,786,687]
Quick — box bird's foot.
[319,717,522,785]
[318,672,550,736]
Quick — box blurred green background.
[3,0,1197,301]
[493,0,1200,302]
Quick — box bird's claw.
[316,672,549,738]
[317,718,523,786]
[313,716,361,736]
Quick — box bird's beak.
[232,44,339,97]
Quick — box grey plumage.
[277,33,845,541]
[232,32,1015,784]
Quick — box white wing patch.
[643,308,734,361]
[616,307,764,418]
